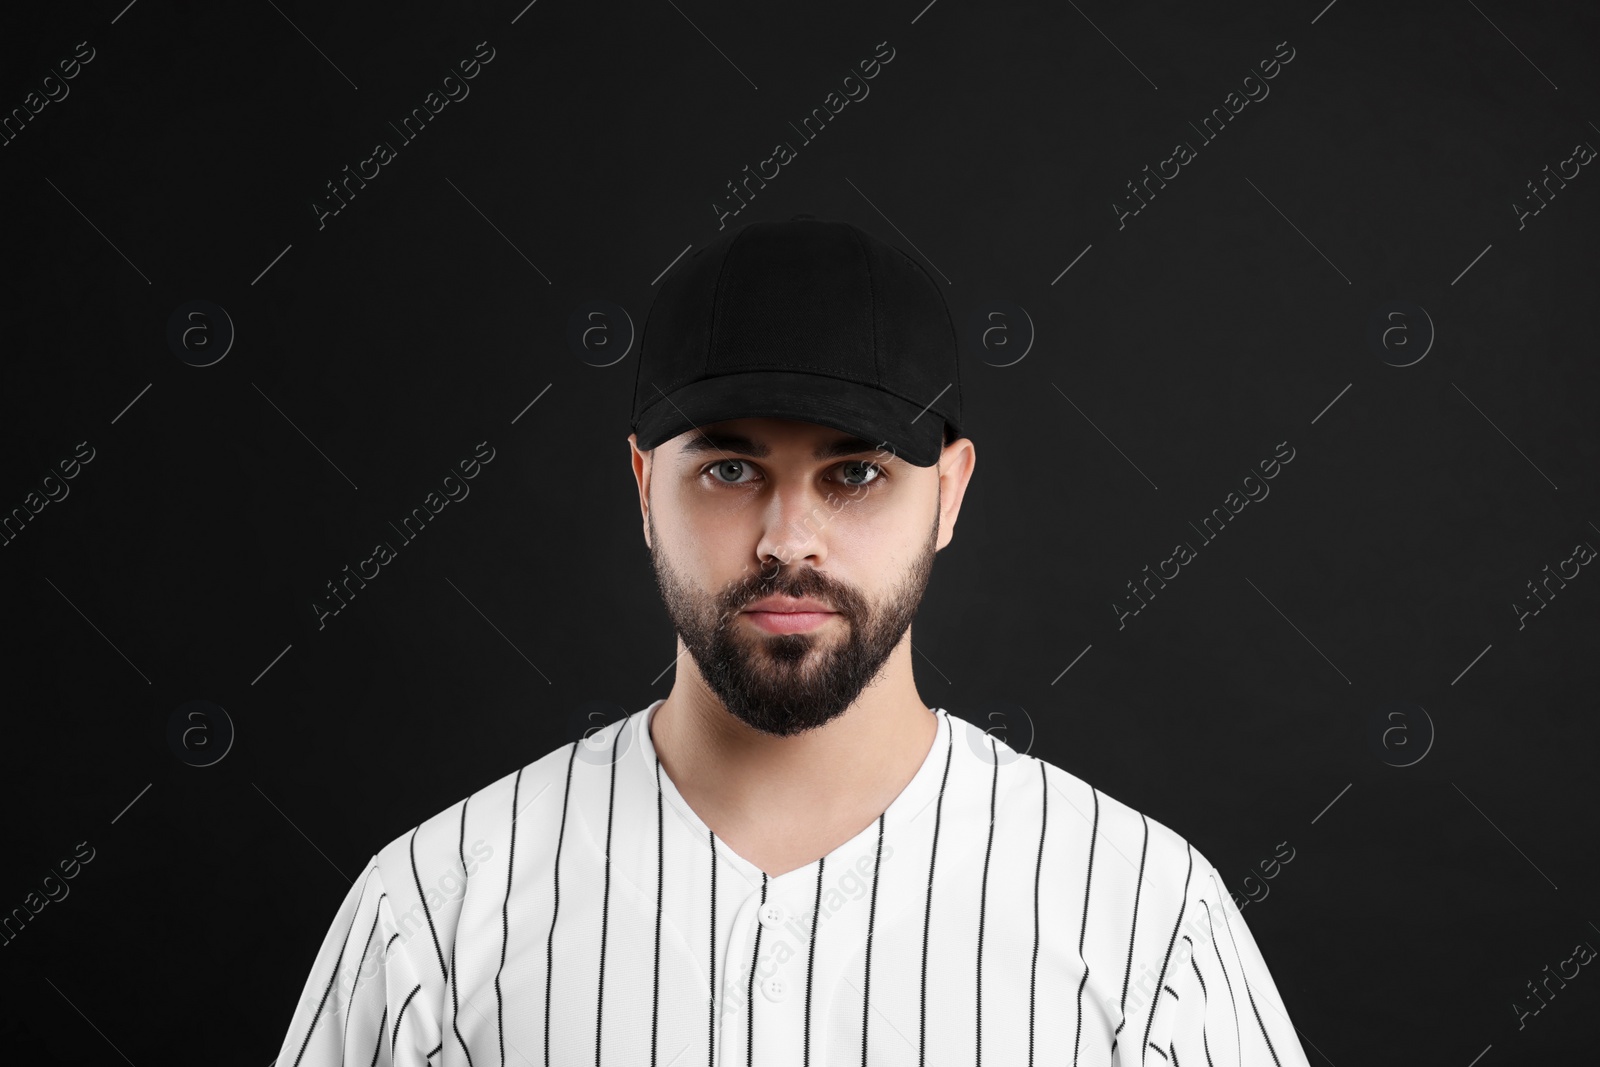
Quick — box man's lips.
[741,609,837,634]
[737,595,840,633]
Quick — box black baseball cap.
[629,214,964,468]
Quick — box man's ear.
[934,437,975,552]
[628,433,652,548]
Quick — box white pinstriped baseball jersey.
[274,698,1311,1066]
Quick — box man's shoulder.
[338,733,591,986]
[1003,740,1211,887]
[370,731,585,889]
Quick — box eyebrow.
[677,432,890,462]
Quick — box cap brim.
[633,370,947,467]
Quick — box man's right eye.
[704,460,756,485]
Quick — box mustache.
[722,571,857,618]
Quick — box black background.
[3,0,1598,1061]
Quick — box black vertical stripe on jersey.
[1183,941,1216,1067]
[803,854,826,1067]
[500,767,523,1067]
[541,746,580,1067]
[451,796,477,1067]
[1146,1042,1168,1061]
[447,938,471,1067]
[290,863,376,1067]
[595,722,622,1067]
[709,827,718,1067]
[918,716,956,1067]
[859,814,886,1067]
[1199,900,1240,1058]
[652,760,665,1067]
[974,733,999,1066]
[1140,844,1192,1066]
[1212,878,1285,1067]
[393,982,423,1060]
[1072,786,1102,1067]
[748,874,769,1067]
[1028,761,1049,1067]
[341,891,387,1063]
[370,1006,387,1067]
[411,826,450,986]
[427,1040,443,1058]
[1116,813,1152,1044]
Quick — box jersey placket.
[723,874,823,1067]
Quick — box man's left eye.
[838,461,884,486]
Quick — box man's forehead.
[671,419,894,462]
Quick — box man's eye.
[705,459,755,484]
[837,461,884,487]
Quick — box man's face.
[641,417,945,738]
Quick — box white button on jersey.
[758,902,785,928]
[761,977,787,1002]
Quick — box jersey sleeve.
[273,858,441,1067]
[1156,852,1312,1066]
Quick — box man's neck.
[648,666,938,877]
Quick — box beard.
[647,499,940,738]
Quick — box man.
[273,215,1312,1066]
